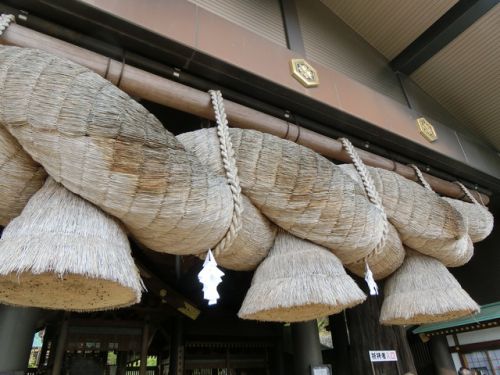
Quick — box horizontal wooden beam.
[136,261,200,321]
[0,23,490,204]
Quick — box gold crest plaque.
[290,58,319,88]
[416,117,438,143]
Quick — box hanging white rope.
[340,138,388,295]
[209,90,243,257]
[198,90,242,305]
[409,164,433,191]
[0,14,15,37]
[455,181,480,205]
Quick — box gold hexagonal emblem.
[290,58,319,88]
[416,117,438,143]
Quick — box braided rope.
[340,138,388,256]
[209,90,243,257]
[455,181,479,205]
[409,164,433,191]
[0,14,15,36]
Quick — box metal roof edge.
[413,302,500,334]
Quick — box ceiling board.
[321,0,458,60]
[411,4,500,151]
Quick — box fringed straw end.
[238,274,366,322]
[380,288,479,325]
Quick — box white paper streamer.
[198,249,225,305]
[365,262,379,295]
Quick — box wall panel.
[296,0,406,104]
[188,0,287,48]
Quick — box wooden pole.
[139,319,150,375]
[52,313,70,375]
[344,282,417,375]
[273,336,286,375]
[169,317,185,375]
[37,324,54,370]
[0,23,490,204]
[329,312,352,375]
[0,306,42,373]
[116,351,128,375]
[291,321,323,375]
[429,335,456,375]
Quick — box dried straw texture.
[0,177,144,311]
[442,235,474,267]
[178,128,386,264]
[238,231,366,322]
[178,132,277,270]
[380,249,479,325]
[203,196,277,271]
[442,197,494,242]
[0,125,46,225]
[346,223,405,280]
[0,46,232,254]
[339,164,468,265]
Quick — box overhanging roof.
[321,0,458,61]
[413,302,500,334]
[322,1,500,153]
[411,4,500,151]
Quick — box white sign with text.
[369,350,398,362]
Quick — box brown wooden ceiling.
[411,4,500,151]
[322,1,500,152]
[320,0,458,60]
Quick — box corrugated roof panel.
[411,4,500,151]
[189,0,287,48]
[321,0,458,60]
[296,0,407,104]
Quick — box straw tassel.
[0,177,144,311]
[380,249,479,325]
[238,230,366,322]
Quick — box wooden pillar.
[291,320,323,375]
[169,317,184,375]
[273,336,285,375]
[344,285,417,375]
[37,324,54,369]
[37,326,49,368]
[430,335,456,375]
[0,305,42,373]
[329,312,352,375]
[52,313,70,375]
[140,319,150,375]
[116,351,128,375]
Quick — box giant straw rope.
[0,43,494,320]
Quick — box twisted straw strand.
[455,181,479,206]
[409,164,433,191]
[209,90,243,257]
[340,138,388,255]
[0,14,15,36]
